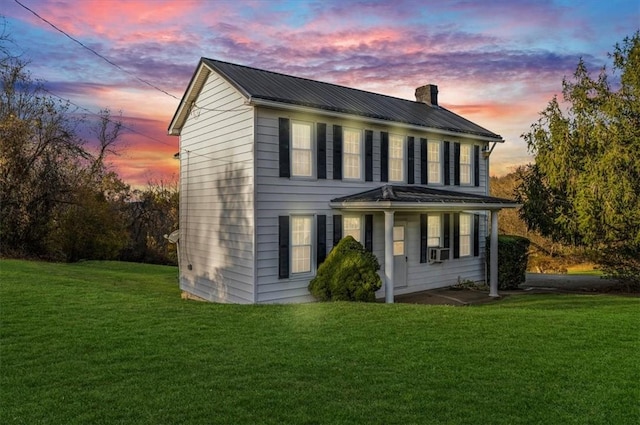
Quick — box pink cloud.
[33,0,202,38]
[11,0,628,185]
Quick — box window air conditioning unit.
[428,247,450,263]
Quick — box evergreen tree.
[516,32,640,286]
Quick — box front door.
[393,222,407,288]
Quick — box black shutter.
[454,142,461,186]
[420,138,427,185]
[333,214,342,246]
[407,136,415,184]
[278,216,289,279]
[474,145,480,187]
[317,215,327,265]
[420,213,427,263]
[380,131,389,182]
[364,214,373,252]
[443,213,450,248]
[444,141,450,185]
[453,213,460,259]
[473,214,480,257]
[317,123,327,179]
[365,130,373,182]
[333,125,342,180]
[279,118,290,178]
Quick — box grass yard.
[1,260,639,425]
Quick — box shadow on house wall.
[181,161,253,303]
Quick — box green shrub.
[598,244,640,291]
[486,235,530,290]
[308,236,382,302]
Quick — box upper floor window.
[459,213,471,256]
[427,214,441,247]
[291,121,313,177]
[343,128,362,180]
[389,134,404,182]
[460,144,471,185]
[428,141,441,184]
[291,215,313,273]
[343,215,362,242]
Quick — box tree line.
[1,44,178,265]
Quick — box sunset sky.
[4,0,639,187]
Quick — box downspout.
[482,139,501,286]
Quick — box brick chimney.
[415,84,438,106]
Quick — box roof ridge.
[193,57,502,140]
[202,57,427,106]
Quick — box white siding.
[386,212,487,298]
[178,72,255,303]
[254,108,491,303]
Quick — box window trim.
[343,214,363,243]
[459,213,472,257]
[290,215,315,275]
[427,214,442,248]
[388,133,405,183]
[459,144,472,186]
[290,120,315,179]
[342,127,363,181]
[428,140,442,185]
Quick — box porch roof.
[329,185,520,211]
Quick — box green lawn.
[1,260,638,425]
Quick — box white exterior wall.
[385,212,488,298]
[178,72,255,303]
[255,107,491,303]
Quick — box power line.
[9,2,252,166]
[42,87,251,165]
[43,87,172,146]
[14,0,181,101]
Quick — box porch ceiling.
[329,185,520,211]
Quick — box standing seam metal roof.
[331,185,517,205]
[202,58,502,140]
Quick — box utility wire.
[14,0,181,101]
[12,2,251,165]
[43,87,171,147]
[43,87,251,165]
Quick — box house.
[168,58,518,304]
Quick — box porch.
[330,185,520,303]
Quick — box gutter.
[247,97,505,143]
[329,201,521,211]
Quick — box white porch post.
[384,210,395,303]
[489,209,499,297]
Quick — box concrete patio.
[390,273,623,306]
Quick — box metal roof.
[331,185,517,206]
[201,58,503,140]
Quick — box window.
[459,214,471,256]
[389,134,404,182]
[291,216,312,273]
[393,226,405,255]
[291,121,313,177]
[428,141,441,184]
[343,128,362,179]
[343,216,362,242]
[460,144,471,184]
[427,214,441,247]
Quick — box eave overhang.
[329,185,520,212]
[168,60,213,136]
[248,98,504,143]
[329,200,520,212]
